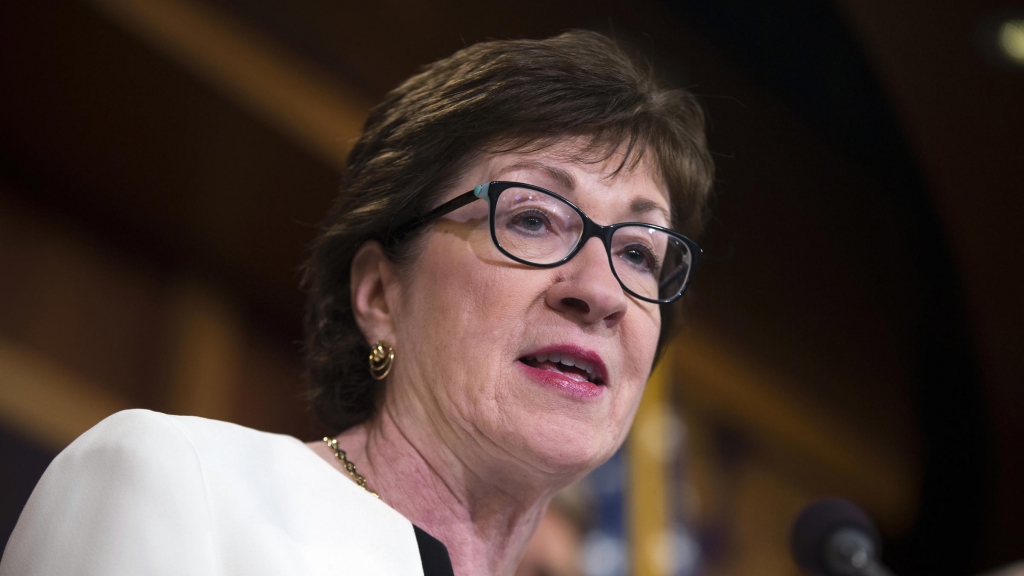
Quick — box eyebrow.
[629,197,673,226]
[493,161,577,192]
[493,160,673,226]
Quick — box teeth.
[529,353,598,382]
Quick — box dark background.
[1,1,1022,575]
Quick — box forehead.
[458,141,672,224]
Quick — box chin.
[512,416,622,478]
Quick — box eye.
[508,209,552,234]
[620,243,660,274]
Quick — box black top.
[413,525,455,576]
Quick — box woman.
[1,31,712,576]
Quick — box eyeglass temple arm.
[659,266,688,292]
[657,247,701,294]
[388,189,482,244]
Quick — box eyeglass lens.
[493,186,693,302]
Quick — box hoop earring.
[368,341,394,380]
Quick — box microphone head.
[790,498,881,576]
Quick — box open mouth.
[519,353,604,385]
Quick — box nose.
[545,237,629,327]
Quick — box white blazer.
[0,410,453,575]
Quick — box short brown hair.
[303,30,714,433]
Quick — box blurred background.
[1,1,1022,575]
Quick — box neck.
[318,404,557,576]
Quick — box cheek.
[417,242,531,336]
[396,232,538,403]
[605,306,661,426]
[393,227,662,464]
[622,305,661,376]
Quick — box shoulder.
[61,409,306,477]
[42,409,324,522]
[39,409,212,507]
[1,411,428,576]
[39,409,261,491]
[63,408,199,461]
[1,410,220,574]
[73,407,275,450]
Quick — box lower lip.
[516,361,605,399]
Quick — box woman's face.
[383,142,669,483]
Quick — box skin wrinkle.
[387,265,545,515]
[309,141,667,576]
[376,387,550,573]
[545,139,677,225]
[380,400,475,513]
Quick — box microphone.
[790,498,896,576]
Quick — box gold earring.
[369,341,394,380]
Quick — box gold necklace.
[323,437,379,498]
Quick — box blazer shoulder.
[1,410,217,575]
[62,409,204,469]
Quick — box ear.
[350,240,400,345]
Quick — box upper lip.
[519,344,609,385]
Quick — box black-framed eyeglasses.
[389,181,702,304]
